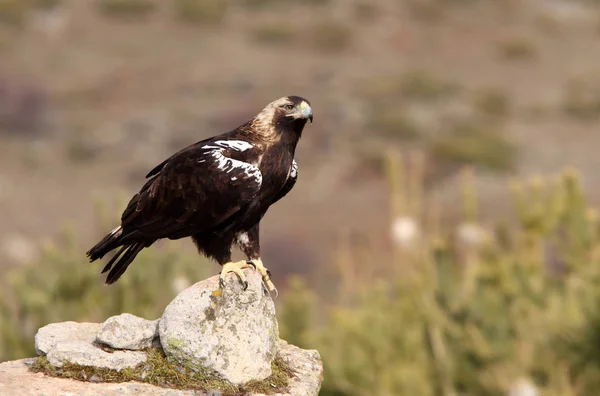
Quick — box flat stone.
[159,268,279,385]
[35,322,101,356]
[96,313,159,351]
[47,340,147,371]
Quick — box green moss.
[29,348,291,395]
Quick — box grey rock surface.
[0,339,323,396]
[46,340,147,370]
[159,268,279,385]
[96,313,159,351]
[0,359,199,396]
[277,340,324,396]
[34,321,100,356]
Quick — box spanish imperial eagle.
[86,96,313,295]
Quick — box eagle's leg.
[219,260,252,290]
[235,226,278,298]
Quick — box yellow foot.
[246,259,278,298]
[219,260,252,291]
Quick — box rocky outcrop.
[0,268,324,396]
[159,267,279,384]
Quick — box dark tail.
[86,225,125,262]
[86,226,145,284]
[102,242,145,284]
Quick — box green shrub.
[431,121,517,172]
[173,0,227,26]
[4,157,600,396]
[308,20,352,52]
[251,23,296,45]
[95,0,157,19]
[279,160,600,396]
[473,87,511,119]
[0,0,28,26]
[369,108,422,140]
[0,194,213,361]
[562,77,600,122]
[497,36,538,61]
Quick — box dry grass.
[30,347,293,395]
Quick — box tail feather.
[104,242,145,285]
[101,245,128,274]
[87,225,147,285]
[86,226,124,262]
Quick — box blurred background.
[2,0,600,395]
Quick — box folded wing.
[119,140,263,241]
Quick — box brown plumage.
[86,96,313,292]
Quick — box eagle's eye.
[284,104,294,111]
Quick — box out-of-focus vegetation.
[0,193,213,360]
[4,155,600,395]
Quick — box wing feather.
[120,140,262,241]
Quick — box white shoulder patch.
[201,141,262,187]
[290,160,298,179]
[204,140,253,152]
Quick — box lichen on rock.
[96,313,160,351]
[159,268,279,385]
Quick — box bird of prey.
[86,95,313,296]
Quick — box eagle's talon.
[219,260,251,291]
[246,260,257,270]
[266,269,272,278]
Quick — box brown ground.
[1,0,600,282]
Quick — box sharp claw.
[272,287,279,300]
[246,260,256,270]
[219,277,225,289]
[242,280,249,291]
[261,281,269,296]
[266,269,272,278]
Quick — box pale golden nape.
[251,96,295,134]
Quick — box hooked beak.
[300,101,313,124]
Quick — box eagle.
[86,95,313,296]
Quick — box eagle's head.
[252,96,313,140]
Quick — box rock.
[47,340,147,371]
[35,322,100,356]
[277,340,323,396]
[0,359,199,396]
[159,268,279,385]
[0,339,324,396]
[96,313,159,351]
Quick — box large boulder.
[159,268,279,385]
